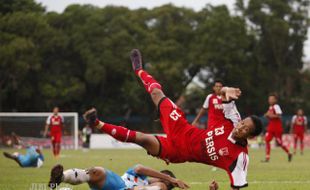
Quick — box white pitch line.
[190,181,310,184]
[250,181,310,184]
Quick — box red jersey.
[203,94,225,128]
[46,114,64,133]
[157,98,247,188]
[266,104,282,132]
[291,115,307,133]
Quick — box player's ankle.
[136,69,143,77]
[95,120,104,129]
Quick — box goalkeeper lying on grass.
[3,146,44,168]
[48,164,189,190]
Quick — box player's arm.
[43,124,49,137]
[265,112,281,119]
[265,105,282,119]
[44,115,52,137]
[60,115,65,128]
[192,107,207,126]
[263,110,271,118]
[192,95,210,127]
[289,116,296,133]
[134,165,189,189]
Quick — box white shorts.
[228,152,249,188]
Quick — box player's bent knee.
[133,164,144,174]
[135,133,160,156]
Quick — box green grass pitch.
[0,148,309,190]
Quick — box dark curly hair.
[249,115,263,137]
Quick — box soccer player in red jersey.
[44,107,64,158]
[263,94,292,162]
[192,80,226,129]
[291,108,307,155]
[84,49,263,190]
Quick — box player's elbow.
[200,108,207,114]
[134,164,145,174]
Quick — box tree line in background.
[0,0,309,119]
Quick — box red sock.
[100,122,136,143]
[294,138,297,153]
[266,142,270,160]
[138,70,162,93]
[301,140,304,153]
[276,138,290,154]
[56,143,61,155]
[281,144,290,154]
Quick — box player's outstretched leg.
[49,164,93,188]
[55,143,61,157]
[275,137,292,162]
[83,108,160,156]
[52,142,56,157]
[300,136,304,155]
[3,152,16,160]
[130,49,165,106]
[83,108,136,143]
[262,133,272,162]
[3,152,22,167]
[293,135,298,154]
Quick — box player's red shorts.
[154,97,194,163]
[265,126,283,143]
[50,127,62,143]
[293,126,305,140]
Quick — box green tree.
[236,0,309,113]
[0,0,45,14]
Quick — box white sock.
[96,121,105,129]
[63,169,90,185]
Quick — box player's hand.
[222,87,241,101]
[170,178,190,189]
[209,180,219,190]
[192,121,199,127]
[264,111,272,118]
